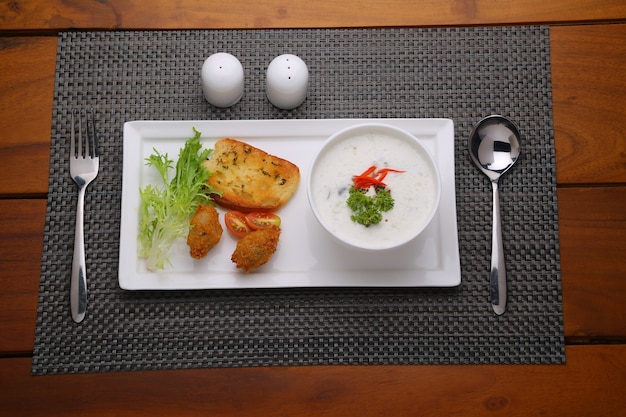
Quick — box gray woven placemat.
[33,27,564,375]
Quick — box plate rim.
[118,118,461,290]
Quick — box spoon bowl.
[469,115,521,315]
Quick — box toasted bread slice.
[203,138,300,212]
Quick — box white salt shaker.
[201,53,244,108]
[266,54,309,109]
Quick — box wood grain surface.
[1,1,625,415]
[1,0,626,30]
[0,37,55,196]
[1,345,625,416]
[551,24,626,185]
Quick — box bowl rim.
[307,122,442,251]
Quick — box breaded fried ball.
[231,227,281,272]
[187,204,223,259]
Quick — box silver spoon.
[469,115,521,315]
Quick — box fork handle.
[71,186,88,323]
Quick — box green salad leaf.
[138,128,219,270]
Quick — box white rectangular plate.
[119,118,460,290]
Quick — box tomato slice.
[245,212,281,230]
[224,210,252,237]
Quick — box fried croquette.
[187,204,223,259]
[231,227,281,272]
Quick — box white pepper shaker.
[201,53,244,108]
[266,54,309,109]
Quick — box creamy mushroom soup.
[309,125,439,250]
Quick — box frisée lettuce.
[138,128,219,270]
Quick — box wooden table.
[1,1,625,415]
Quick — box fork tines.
[71,108,99,159]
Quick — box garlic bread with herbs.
[202,138,300,212]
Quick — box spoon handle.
[490,181,507,315]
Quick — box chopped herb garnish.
[346,165,404,227]
[347,186,395,227]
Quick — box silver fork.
[69,109,100,323]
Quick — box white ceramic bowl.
[307,123,441,251]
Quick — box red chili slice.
[377,168,406,174]
[357,165,377,177]
[354,176,387,189]
[352,165,405,190]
